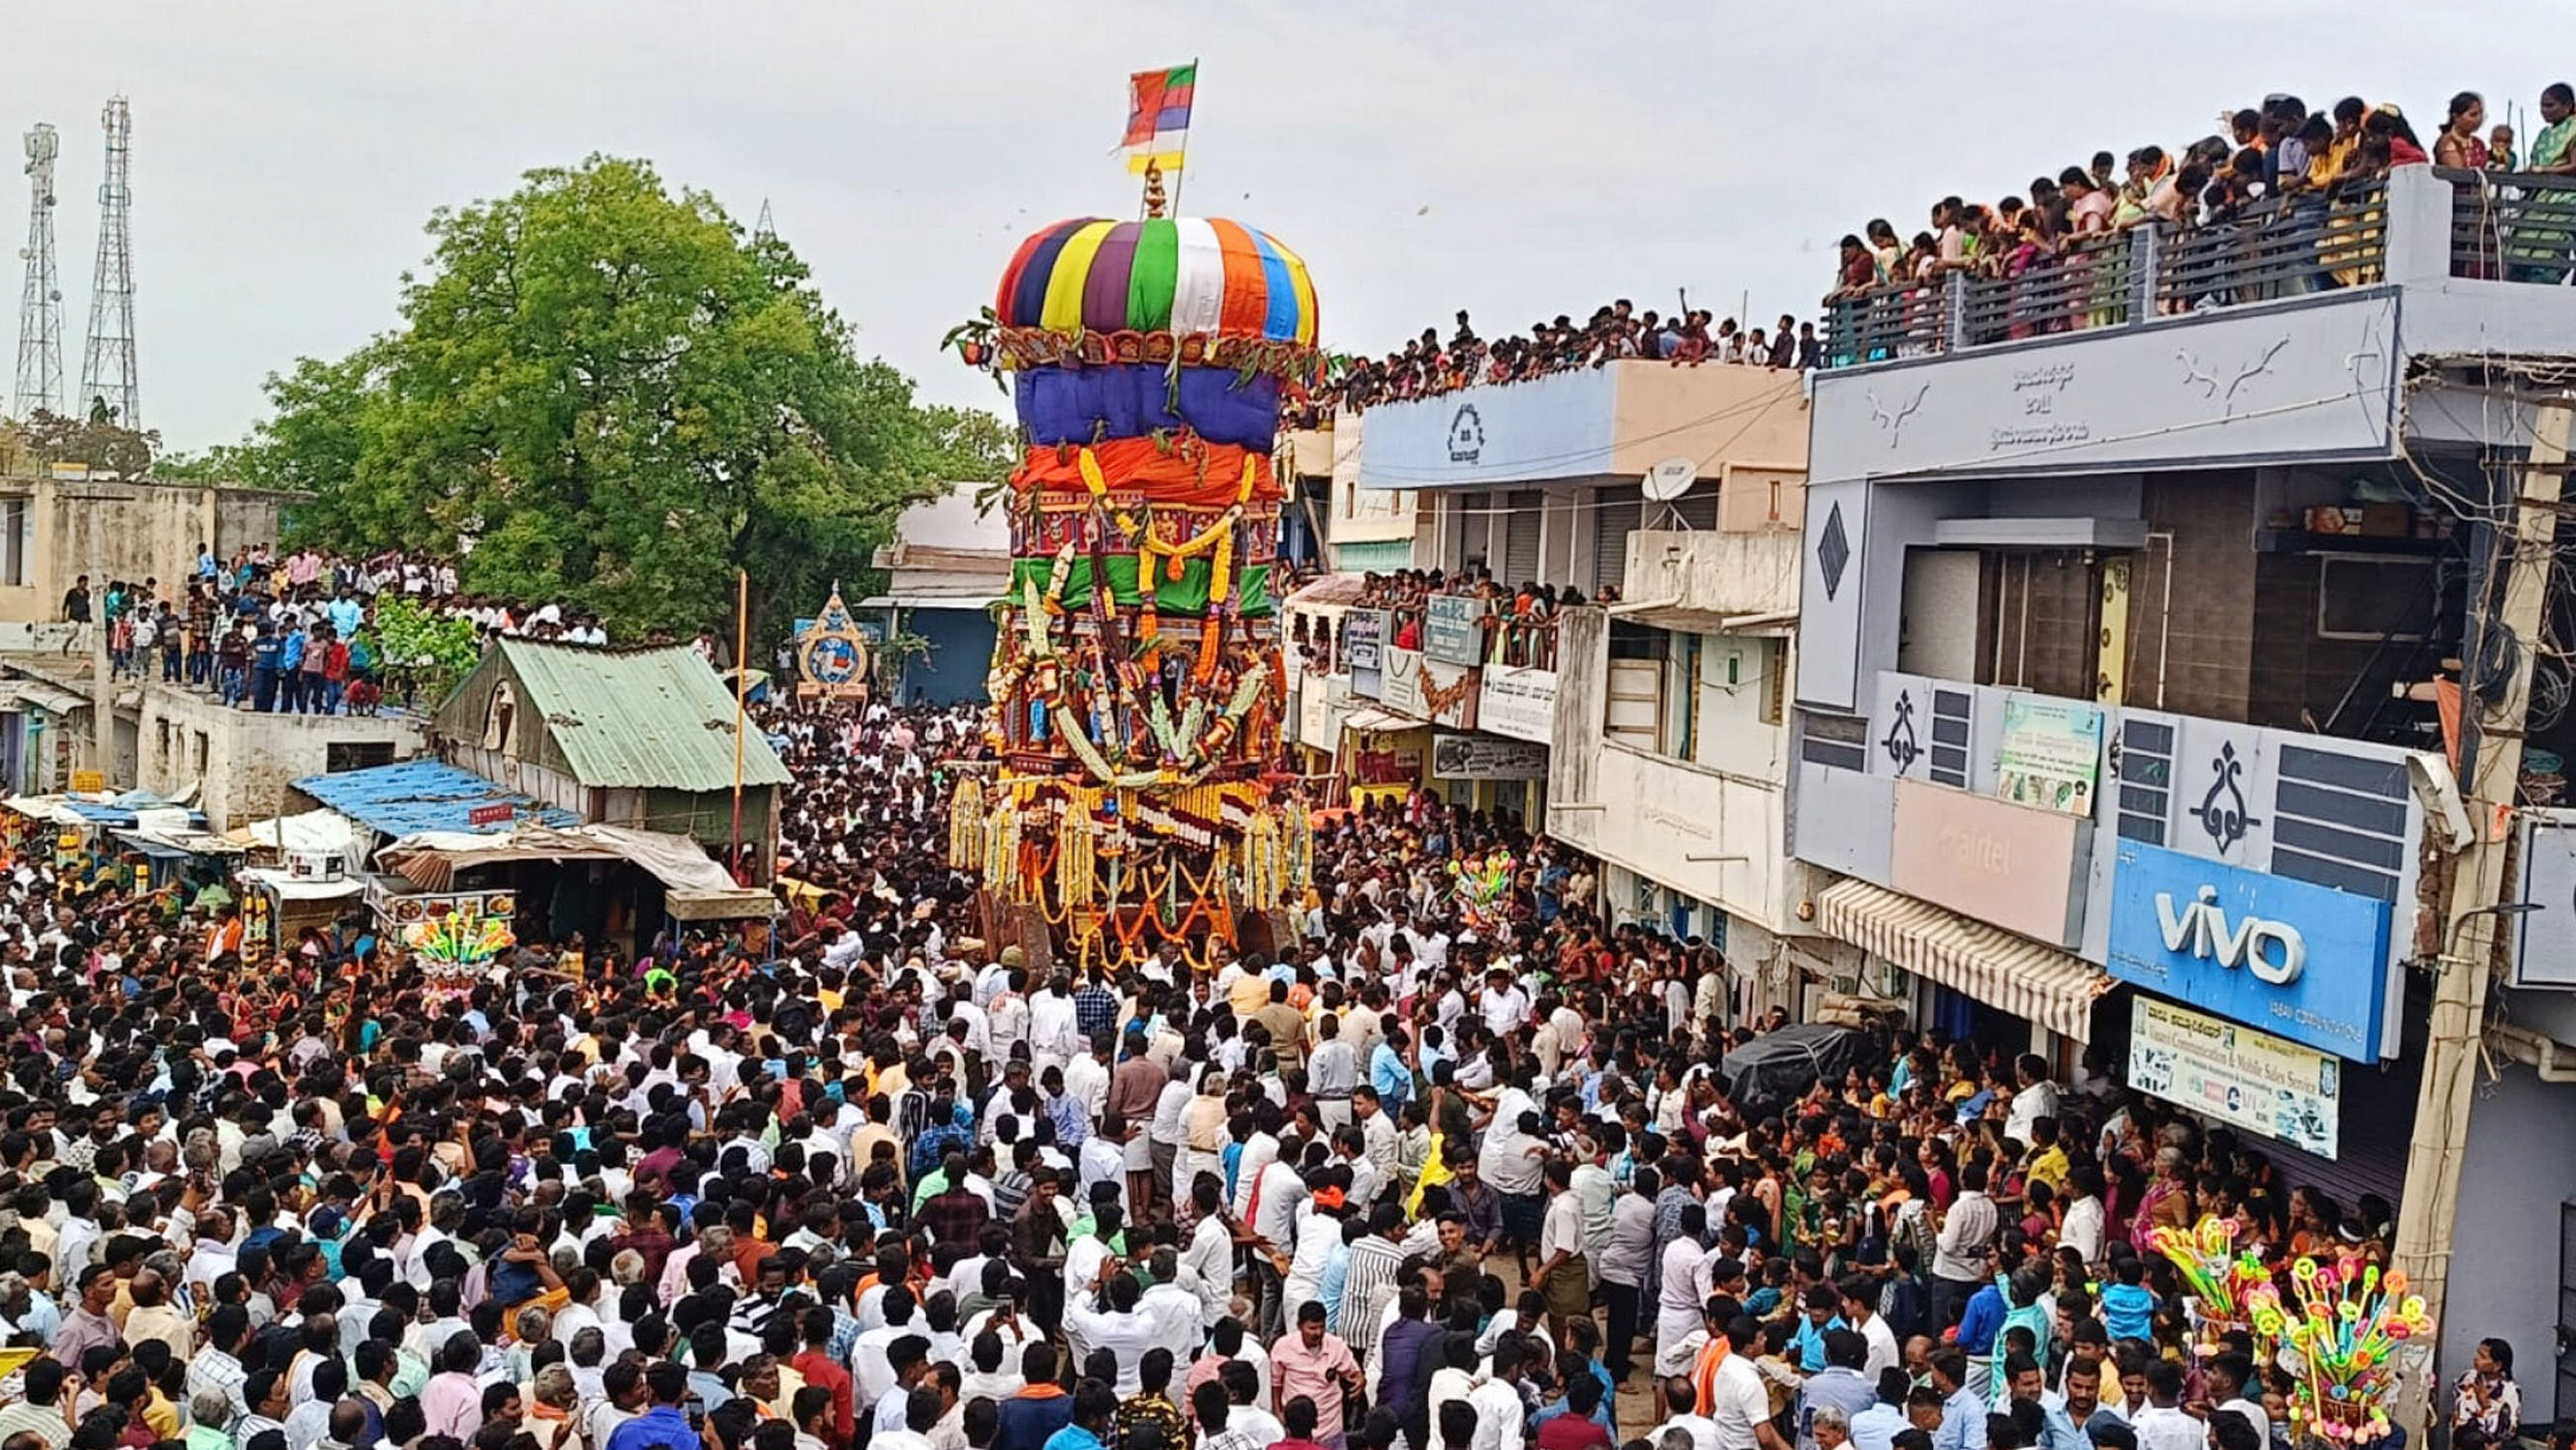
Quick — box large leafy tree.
[229,156,1007,636]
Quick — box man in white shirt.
[1841,1278,1901,1378]
[1652,1377,1726,1450]
[1931,1164,1999,1327]
[1062,1271,1161,1393]
[2129,1362,2203,1450]
[1478,968,1532,1037]
[1027,978,1079,1076]
[2004,1055,2060,1150]
[1708,1319,1789,1450]
[2059,1164,2107,1267]
[1467,1336,1533,1450]
[1308,1016,1360,1131]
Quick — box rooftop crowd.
[1825,84,2576,322]
[1289,304,1818,427]
[57,546,612,717]
[0,681,2528,1450]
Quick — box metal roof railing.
[2445,167,2576,284]
[1820,179,2399,369]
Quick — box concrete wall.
[125,685,425,829]
[2446,1059,2576,1423]
[1624,529,1801,617]
[0,474,292,624]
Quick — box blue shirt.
[604,1407,697,1450]
[279,631,307,670]
[1794,1314,1850,1372]
[251,635,283,672]
[1851,1404,1908,1450]
[1936,1386,1988,1450]
[1957,1285,2006,1356]
[2099,1283,2155,1342]
[1369,1041,1412,1105]
[1040,1422,1105,1450]
[330,597,363,636]
[1799,1368,1880,1450]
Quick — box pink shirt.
[423,1371,483,1440]
[1271,1332,1361,1442]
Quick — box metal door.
[2558,1200,2576,1419]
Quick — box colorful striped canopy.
[995,218,1318,347]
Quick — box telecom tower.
[13,124,63,420]
[79,97,136,429]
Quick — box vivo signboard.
[2106,839,2393,1060]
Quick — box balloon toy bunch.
[2245,1255,2436,1444]
[2147,1215,2273,1348]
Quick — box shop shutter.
[1454,492,1489,573]
[1503,491,1544,585]
[1670,488,1720,532]
[1594,486,1642,594]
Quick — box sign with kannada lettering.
[1424,595,1486,667]
[1430,734,1547,781]
[2128,996,2339,1158]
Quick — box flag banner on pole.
[1124,62,1196,174]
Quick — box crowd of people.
[1359,569,1589,674]
[0,680,2532,1450]
[56,547,612,716]
[1824,85,2576,351]
[1292,304,1818,425]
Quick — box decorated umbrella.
[946,210,1322,972]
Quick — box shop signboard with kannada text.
[1477,663,1559,744]
[1423,594,1485,667]
[2128,996,2339,1159]
[1430,733,1547,781]
[2105,838,2393,1060]
[1344,610,1388,699]
[1995,696,2103,816]
[1381,647,1480,730]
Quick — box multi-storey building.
[1789,163,2576,1405]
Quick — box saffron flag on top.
[1125,62,1196,174]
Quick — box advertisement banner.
[1344,610,1388,699]
[2106,838,2393,1059]
[1381,648,1480,729]
[1995,695,2103,815]
[1424,595,1486,667]
[1478,664,1559,744]
[1888,778,2089,947]
[2128,996,2340,1159]
[1431,734,1547,780]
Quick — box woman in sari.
[2510,83,2576,283]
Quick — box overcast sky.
[4,2,2567,450]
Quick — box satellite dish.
[1644,456,1699,503]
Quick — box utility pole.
[2392,394,2573,1432]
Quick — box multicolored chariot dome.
[947,213,1323,972]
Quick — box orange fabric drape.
[1013,440,1279,508]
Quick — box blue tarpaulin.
[291,761,578,838]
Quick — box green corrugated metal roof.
[497,640,793,792]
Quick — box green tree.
[228,156,1008,637]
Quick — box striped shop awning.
[1815,878,2114,1042]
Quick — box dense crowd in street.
[0,686,2526,1450]
[56,546,610,715]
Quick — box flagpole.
[730,567,747,883]
[1169,56,1198,216]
